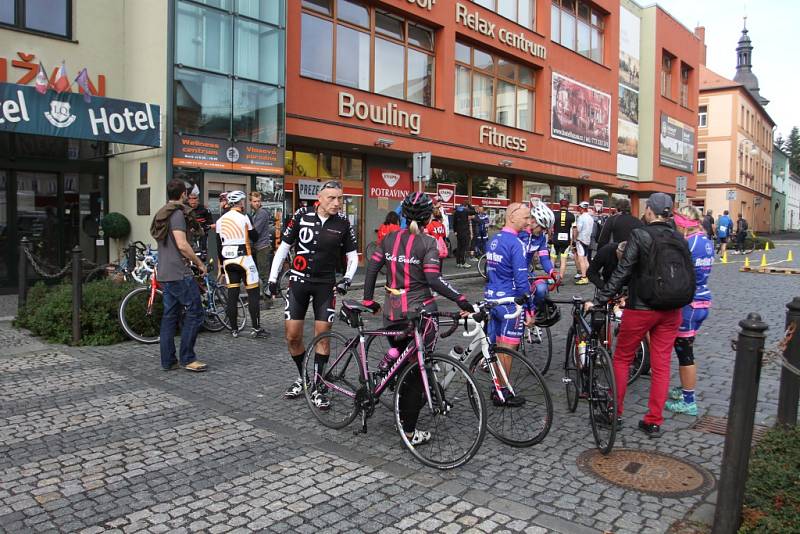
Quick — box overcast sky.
[652,0,800,139]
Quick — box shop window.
[176,1,233,74]
[286,148,364,180]
[473,0,535,30]
[343,156,364,180]
[698,105,707,128]
[522,181,552,202]
[698,151,706,174]
[300,0,435,106]
[174,68,232,139]
[292,151,319,177]
[0,0,72,38]
[551,0,603,63]
[430,168,468,195]
[236,18,282,84]
[473,176,509,198]
[233,80,282,144]
[553,185,577,204]
[661,52,673,98]
[319,152,342,178]
[680,63,691,107]
[455,42,536,132]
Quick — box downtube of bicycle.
[415,329,435,411]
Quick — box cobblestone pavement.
[1,242,798,533]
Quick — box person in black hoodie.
[597,197,643,248]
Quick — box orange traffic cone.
[760,253,767,267]
[744,256,750,268]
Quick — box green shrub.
[739,426,800,533]
[101,212,131,240]
[15,280,138,345]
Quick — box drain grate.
[692,415,769,442]
[577,448,715,498]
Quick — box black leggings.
[225,265,260,329]
[456,230,470,264]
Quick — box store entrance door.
[204,173,249,218]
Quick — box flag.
[53,61,70,93]
[75,68,92,103]
[35,62,49,94]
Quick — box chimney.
[695,26,707,65]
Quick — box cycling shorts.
[677,305,709,338]
[575,241,590,257]
[553,241,570,256]
[285,281,336,322]
[223,256,259,289]
[718,236,728,243]
[488,303,523,345]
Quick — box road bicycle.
[118,260,246,344]
[602,298,650,384]
[554,296,618,454]
[517,274,560,375]
[303,300,486,469]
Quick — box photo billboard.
[551,72,611,152]
[660,114,695,172]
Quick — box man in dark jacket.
[453,200,473,268]
[249,191,275,308]
[597,198,643,248]
[701,210,715,240]
[588,192,683,438]
[587,241,626,290]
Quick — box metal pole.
[711,313,769,534]
[18,237,30,311]
[71,246,82,345]
[777,297,800,426]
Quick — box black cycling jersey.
[364,229,463,321]
[552,209,576,243]
[281,206,357,283]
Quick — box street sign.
[726,190,736,201]
[676,191,687,204]
[412,152,431,182]
[676,175,687,191]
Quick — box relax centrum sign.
[0,82,160,147]
[455,3,546,61]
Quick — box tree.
[786,127,800,174]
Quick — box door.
[17,171,61,268]
[204,172,249,218]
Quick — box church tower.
[733,17,769,106]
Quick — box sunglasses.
[321,180,343,190]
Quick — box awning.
[0,82,161,147]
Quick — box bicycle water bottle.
[378,348,400,373]
[448,345,465,361]
[578,340,587,367]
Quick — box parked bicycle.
[555,296,618,454]
[517,275,560,375]
[303,300,486,469]
[118,259,246,343]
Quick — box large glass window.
[174,68,232,139]
[522,180,552,202]
[236,18,282,84]
[237,0,281,24]
[233,80,281,144]
[473,0,535,30]
[285,148,364,180]
[177,1,233,73]
[300,1,435,106]
[473,176,509,198]
[551,0,604,63]
[0,0,71,37]
[455,42,536,131]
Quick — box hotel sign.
[455,3,546,60]
[0,82,159,146]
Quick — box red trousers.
[614,308,681,426]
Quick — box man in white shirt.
[574,201,594,285]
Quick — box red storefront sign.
[469,196,510,208]
[436,183,456,213]
[368,168,412,199]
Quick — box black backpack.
[637,225,696,310]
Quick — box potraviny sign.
[0,82,160,147]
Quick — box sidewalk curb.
[349,269,482,291]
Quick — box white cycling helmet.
[226,190,247,206]
[531,202,555,229]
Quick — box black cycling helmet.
[401,192,434,224]
[534,297,561,328]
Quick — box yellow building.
[695,23,775,232]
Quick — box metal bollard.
[777,297,800,426]
[711,313,769,534]
[71,246,82,345]
[18,237,30,311]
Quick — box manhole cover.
[576,448,715,498]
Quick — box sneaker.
[491,388,526,407]
[575,277,589,285]
[231,329,239,339]
[665,399,698,416]
[182,361,208,372]
[162,362,178,371]
[284,378,304,399]
[574,273,583,280]
[462,262,472,269]
[638,420,662,438]
[249,327,271,339]
[669,386,683,401]
[408,429,432,446]
[310,388,330,410]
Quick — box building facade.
[771,144,789,231]
[788,172,800,231]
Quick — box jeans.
[612,308,681,426]
[160,276,204,368]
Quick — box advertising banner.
[368,168,412,199]
[659,114,695,172]
[173,134,284,174]
[551,72,611,151]
[0,82,160,146]
[617,7,640,177]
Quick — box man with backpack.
[735,214,749,254]
[588,192,695,437]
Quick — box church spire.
[733,17,768,106]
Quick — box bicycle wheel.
[519,324,552,375]
[304,331,363,429]
[588,346,617,455]
[394,353,486,470]
[201,289,226,332]
[118,286,163,344]
[364,334,396,410]
[468,348,552,447]
[564,326,580,413]
[212,286,247,331]
[477,255,488,279]
[276,269,292,300]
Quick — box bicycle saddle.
[342,299,372,314]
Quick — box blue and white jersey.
[485,228,530,302]
[517,230,554,274]
[687,231,713,306]
[717,215,732,238]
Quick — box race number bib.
[557,232,569,241]
[221,246,239,259]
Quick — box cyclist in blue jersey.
[666,206,713,417]
[518,202,560,308]
[484,202,535,406]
